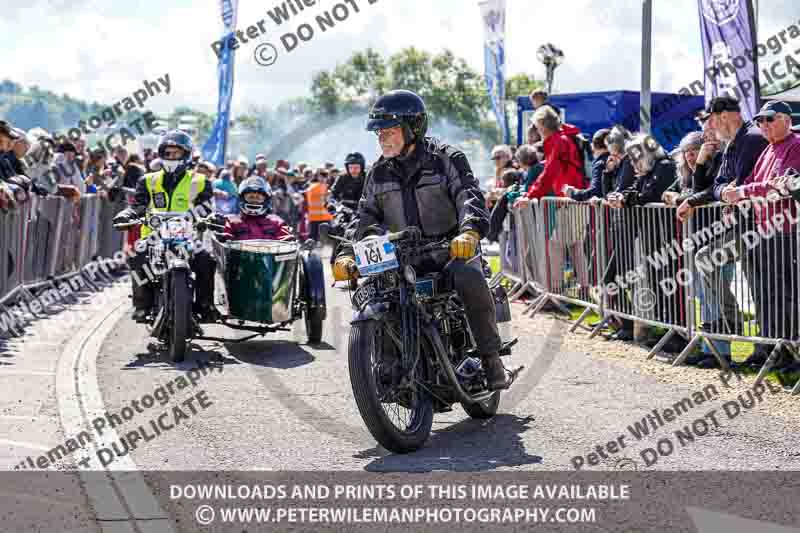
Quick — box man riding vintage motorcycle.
[333,90,508,390]
[113,130,217,322]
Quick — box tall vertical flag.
[698,0,760,120]
[479,0,509,144]
[202,0,239,166]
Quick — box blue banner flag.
[202,0,239,166]
[698,0,760,120]
[479,0,509,144]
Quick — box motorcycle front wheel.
[168,269,191,363]
[348,320,433,453]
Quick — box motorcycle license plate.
[352,283,376,309]
[353,236,398,276]
[160,218,192,240]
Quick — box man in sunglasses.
[332,89,507,389]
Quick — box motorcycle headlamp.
[404,265,416,285]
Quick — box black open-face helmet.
[344,152,366,175]
[366,90,428,148]
[344,152,365,168]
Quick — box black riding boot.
[132,283,154,322]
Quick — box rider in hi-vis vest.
[112,130,217,322]
[139,169,207,237]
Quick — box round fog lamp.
[148,215,162,230]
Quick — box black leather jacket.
[340,137,489,259]
[330,173,364,204]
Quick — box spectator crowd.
[0,117,362,244]
[486,89,800,373]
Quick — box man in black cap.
[683,96,769,368]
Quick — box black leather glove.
[113,208,136,225]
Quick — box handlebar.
[113,213,225,232]
[113,219,144,231]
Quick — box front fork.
[399,286,421,387]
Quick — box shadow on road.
[361,414,542,472]
[124,346,228,370]
[225,339,316,370]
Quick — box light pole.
[641,0,653,134]
[536,43,565,95]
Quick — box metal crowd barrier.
[0,193,126,338]
[524,198,604,328]
[497,197,800,395]
[683,200,800,391]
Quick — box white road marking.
[56,289,175,531]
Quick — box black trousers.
[745,231,799,341]
[127,245,215,311]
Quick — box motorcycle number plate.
[160,218,192,240]
[353,236,398,276]
[352,283,376,309]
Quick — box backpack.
[561,131,592,186]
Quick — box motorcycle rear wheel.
[348,320,433,453]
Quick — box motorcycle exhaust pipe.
[423,325,494,405]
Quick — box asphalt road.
[4,251,800,532]
[89,252,800,474]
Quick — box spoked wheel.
[168,270,191,363]
[462,391,501,419]
[348,320,433,453]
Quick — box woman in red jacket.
[513,106,589,294]
[514,106,586,206]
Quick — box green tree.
[310,71,342,115]
[506,74,544,100]
[307,47,527,146]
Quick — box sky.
[1,0,799,116]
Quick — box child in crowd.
[222,177,293,241]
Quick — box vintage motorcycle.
[115,212,326,363]
[344,226,521,453]
[114,211,203,362]
[326,199,358,240]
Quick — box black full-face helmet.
[366,90,428,150]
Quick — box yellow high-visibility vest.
[140,170,205,236]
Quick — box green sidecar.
[210,237,326,343]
